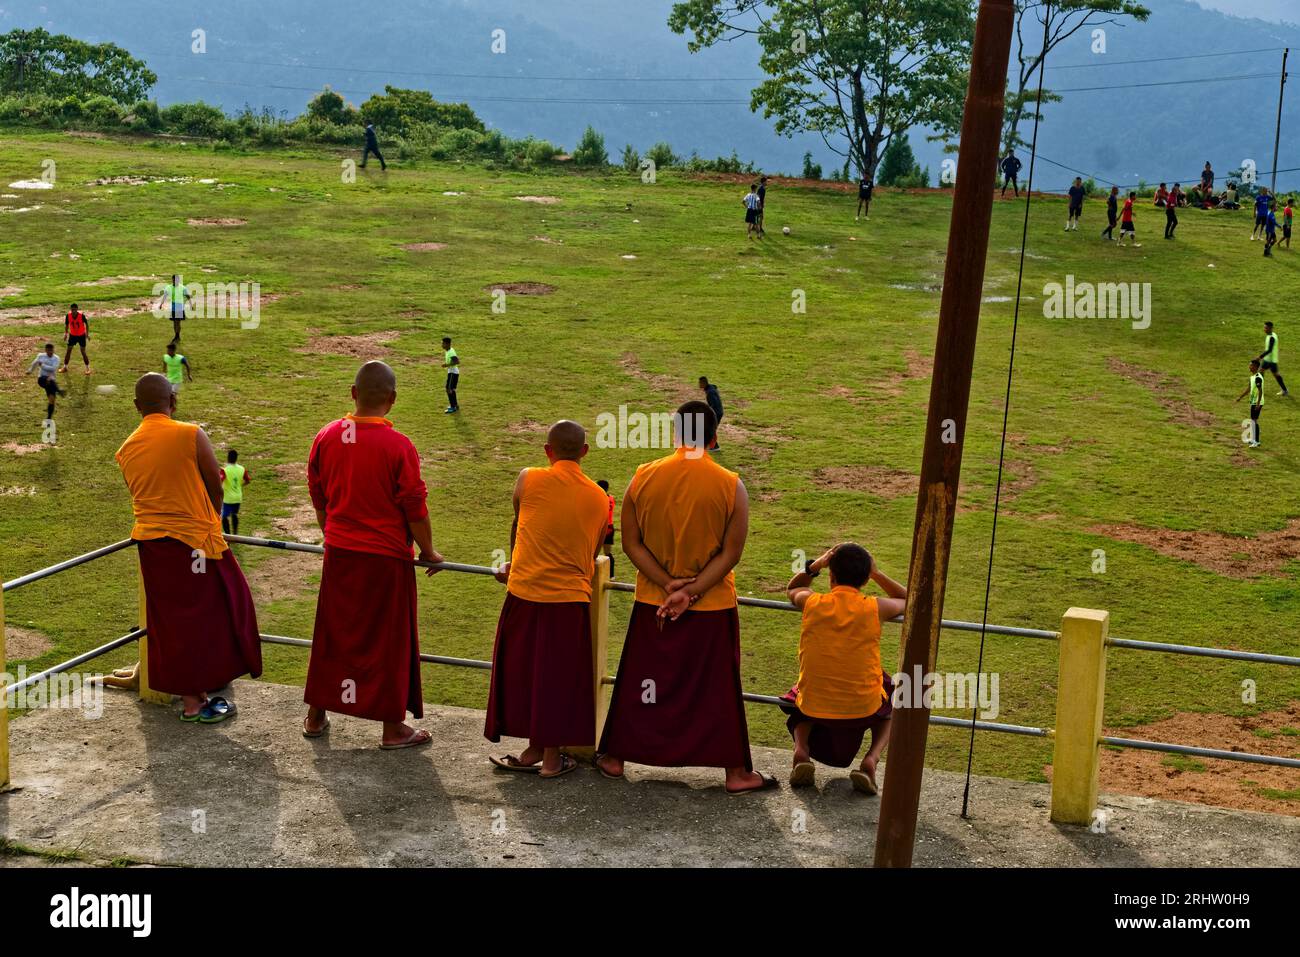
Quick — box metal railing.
[2,535,1299,780]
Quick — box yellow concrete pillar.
[136,560,172,706]
[1050,607,1109,825]
[1,582,9,789]
[565,555,611,761]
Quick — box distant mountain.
[2,0,1297,189]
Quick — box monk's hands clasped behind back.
[656,576,698,625]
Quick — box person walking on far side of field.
[1237,358,1265,448]
[1065,177,1085,231]
[441,336,460,413]
[1000,150,1021,197]
[361,119,386,171]
[1283,198,1294,249]
[856,172,874,220]
[743,184,761,239]
[1102,186,1119,241]
[1252,187,1271,240]
[756,176,768,235]
[1164,183,1182,239]
[699,376,724,452]
[1117,191,1140,247]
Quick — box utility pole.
[872,0,1016,868]
[1270,48,1288,196]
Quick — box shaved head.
[134,372,174,416]
[546,420,586,460]
[353,360,397,409]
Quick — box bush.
[621,144,640,174]
[572,125,607,167]
[128,99,161,130]
[645,142,677,170]
[801,151,822,180]
[681,150,755,174]
[159,101,229,138]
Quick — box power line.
[1046,46,1284,71]
[1051,71,1274,93]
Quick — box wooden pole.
[1270,48,1288,197]
[873,0,1016,868]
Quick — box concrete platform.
[2,680,1297,867]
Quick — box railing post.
[1,581,9,789]
[1050,607,1109,825]
[566,555,611,761]
[136,558,171,706]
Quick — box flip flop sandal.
[379,728,431,750]
[303,717,331,739]
[180,697,235,724]
[850,769,879,796]
[539,755,580,779]
[727,772,780,796]
[790,761,816,788]
[489,754,542,773]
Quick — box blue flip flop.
[180,696,235,724]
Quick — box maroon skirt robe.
[304,545,422,722]
[598,602,752,771]
[136,537,262,695]
[484,593,595,748]
[779,674,895,768]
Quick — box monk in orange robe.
[485,420,609,778]
[115,373,262,721]
[596,401,775,793]
[303,361,444,749]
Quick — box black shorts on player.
[66,334,87,349]
[37,375,59,398]
[1262,361,1280,373]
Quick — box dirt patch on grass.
[0,286,24,298]
[0,485,36,496]
[515,195,559,204]
[618,352,695,405]
[811,466,917,498]
[1090,518,1300,578]
[878,348,931,397]
[75,275,155,287]
[401,242,447,252]
[328,283,366,291]
[0,335,44,378]
[187,217,246,227]
[505,419,546,437]
[299,330,395,358]
[5,626,53,659]
[271,499,322,544]
[270,462,306,483]
[1093,703,1300,816]
[485,282,556,296]
[244,551,319,606]
[1,442,48,456]
[0,298,155,326]
[532,235,562,244]
[1105,357,1215,428]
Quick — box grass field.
[2,130,1298,803]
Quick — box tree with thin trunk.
[668,0,974,182]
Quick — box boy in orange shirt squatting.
[780,542,908,795]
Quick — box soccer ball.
[782,226,791,235]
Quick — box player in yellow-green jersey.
[220,449,251,534]
[1236,358,1265,448]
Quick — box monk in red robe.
[115,373,262,722]
[485,420,609,778]
[302,361,444,748]
[596,401,775,793]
